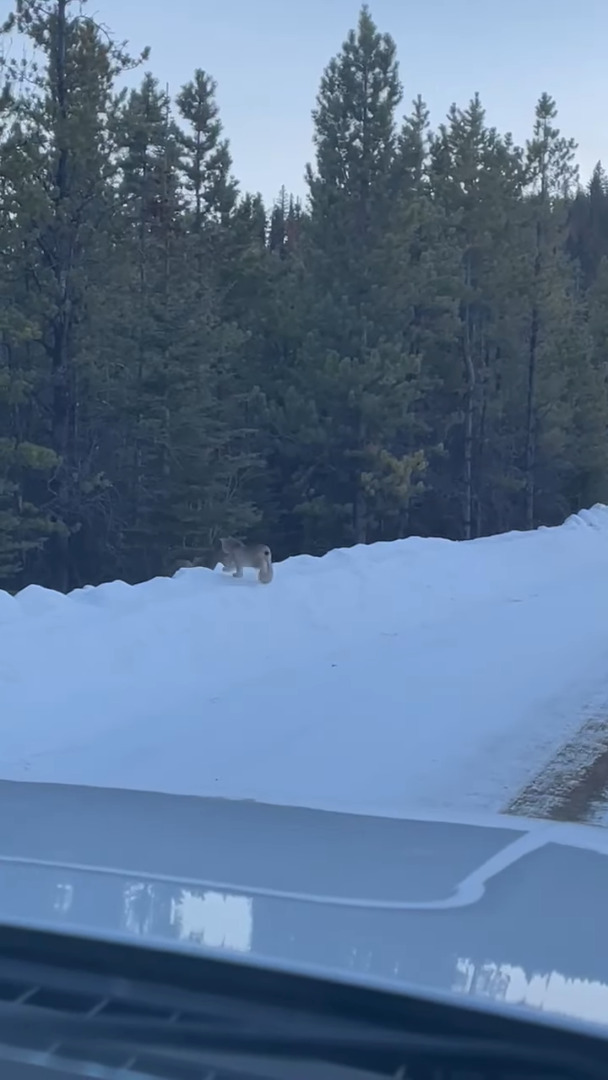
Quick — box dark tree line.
[1,0,608,593]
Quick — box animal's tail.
[258,562,273,585]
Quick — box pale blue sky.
[93,0,607,205]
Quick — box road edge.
[505,713,608,824]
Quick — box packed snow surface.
[3,506,608,817]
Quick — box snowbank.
[3,506,608,817]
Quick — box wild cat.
[215,537,273,585]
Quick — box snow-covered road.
[3,505,608,818]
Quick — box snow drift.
[3,505,608,817]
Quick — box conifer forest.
[2,0,608,593]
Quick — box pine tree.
[173,70,263,565]
[393,95,462,538]
[568,162,608,289]
[522,93,579,527]
[107,70,261,578]
[177,69,237,227]
[0,92,61,584]
[0,0,145,589]
[293,5,425,551]
[428,94,527,537]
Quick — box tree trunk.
[49,0,73,591]
[462,298,476,541]
[354,484,368,544]
[525,218,542,530]
[524,303,539,530]
[474,339,493,537]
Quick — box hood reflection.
[172,889,252,952]
[44,872,253,954]
[455,958,608,1027]
[1,854,607,1034]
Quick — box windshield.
[0,0,607,1050]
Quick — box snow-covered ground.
[3,506,608,818]
[588,798,608,827]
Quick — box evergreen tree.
[568,162,608,289]
[0,0,145,589]
[428,95,527,537]
[177,69,237,226]
[295,5,425,551]
[521,93,579,527]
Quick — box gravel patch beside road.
[505,713,608,825]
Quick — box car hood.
[0,779,607,1035]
